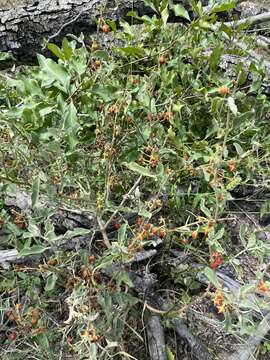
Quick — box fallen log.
[228,311,270,360]
[0,0,194,63]
[147,315,167,360]
[0,0,264,64]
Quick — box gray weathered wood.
[228,311,270,360]
[147,315,167,360]
[0,0,193,62]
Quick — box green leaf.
[124,162,157,178]
[37,54,70,89]
[211,1,237,13]
[0,51,15,61]
[116,270,133,287]
[118,223,127,245]
[240,284,255,296]
[31,175,41,208]
[23,223,41,238]
[47,43,65,61]
[226,176,242,191]
[213,227,225,241]
[139,207,152,219]
[227,97,237,116]
[233,142,244,156]
[166,346,175,360]
[209,45,223,71]
[93,50,111,61]
[106,19,117,31]
[239,299,261,312]
[119,47,145,57]
[63,228,91,240]
[63,101,79,150]
[200,198,212,218]
[143,0,159,13]
[44,220,57,242]
[161,6,169,26]
[19,245,49,257]
[62,38,73,60]
[202,267,220,287]
[45,273,58,292]
[171,4,190,20]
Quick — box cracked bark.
[0,0,195,63]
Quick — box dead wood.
[0,0,194,63]
[147,315,167,360]
[228,311,270,360]
[0,0,266,64]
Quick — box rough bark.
[0,0,193,63]
[228,311,270,360]
[0,0,254,64]
[147,315,167,360]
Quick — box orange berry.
[258,280,268,293]
[191,231,198,239]
[228,161,237,172]
[132,78,140,85]
[88,255,95,263]
[159,228,166,238]
[214,292,224,307]
[181,238,189,245]
[108,105,118,114]
[144,223,151,230]
[31,318,38,326]
[91,334,99,342]
[102,24,111,33]
[219,85,229,96]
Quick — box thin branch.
[104,175,142,229]
[224,11,270,29]
[42,9,85,49]
[97,216,111,249]
[147,315,167,360]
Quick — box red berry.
[183,154,190,161]
[159,56,166,65]
[159,228,166,238]
[8,332,17,341]
[114,223,121,230]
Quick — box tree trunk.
[0,0,267,64]
[0,0,194,63]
